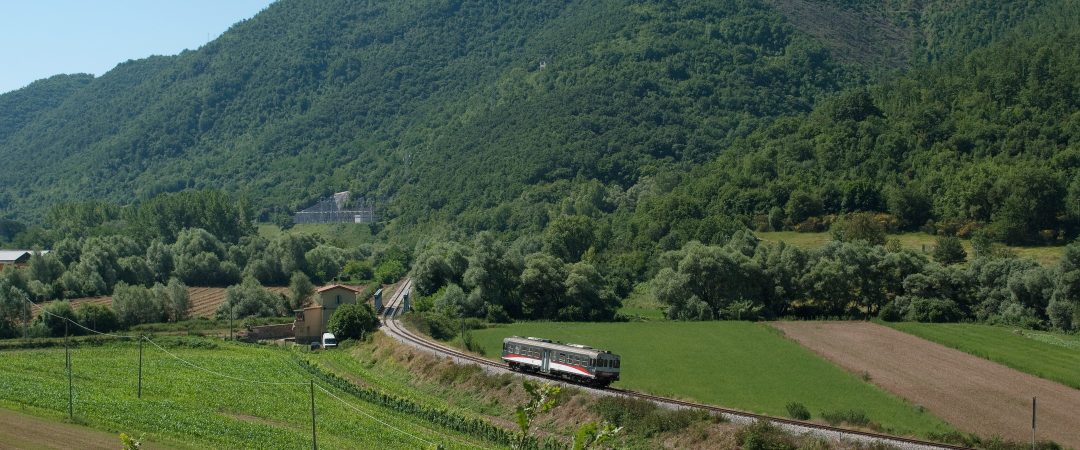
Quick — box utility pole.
[1032,396,1036,450]
[229,311,234,341]
[310,380,317,450]
[138,336,144,399]
[65,320,72,420]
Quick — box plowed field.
[33,287,290,319]
[773,321,1080,448]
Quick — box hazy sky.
[0,0,275,94]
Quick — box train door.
[541,349,551,373]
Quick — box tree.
[76,303,119,333]
[932,236,967,265]
[0,284,32,338]
[326,302,378,340]
[288,271,314,310]
[162,278,190,322]
[112,282,164,327]
[543,215,595,262]
[830,213,886,246]
[37,300,77,337]
[519,253,567,320]
[305,245,348,283]
[217,277,286,319]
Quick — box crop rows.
[0,339,497,449]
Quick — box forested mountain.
[0,0,1075,244]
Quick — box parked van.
[321,332,338,349]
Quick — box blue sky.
[0,0,275,94]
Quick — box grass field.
[468,321,952,437]
[257,223,374,248]
[887,322,1080,389]
[755,231,1064,266]
[0,338,494,449]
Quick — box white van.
[321,332,338,349]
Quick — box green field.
[469,321,952,437]
[887,322,1080,389]
[755,231,1064,266]
[258,223,374,248]
[0,338,495,449]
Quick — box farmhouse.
[0,250,47,270]
[293,284,360,344]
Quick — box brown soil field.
[0,408,173,449]
[32,287,290,319]
[773,321,1080,448]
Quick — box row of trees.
[410,231,620,324]
[649,230,1079,331]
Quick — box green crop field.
[887,322,1080,389]
[0,338,496,449]
[755,231,1064,266]
[469,321,952,437]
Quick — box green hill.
[0,0,1074,245]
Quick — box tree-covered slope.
[1,0,859,222]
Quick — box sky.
[0,0,275,94]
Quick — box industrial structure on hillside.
[292,191,377,224]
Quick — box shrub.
[820,409,871,427]
[933,236,967,265]
[591,396,709,438]
[904,298,963,323]
[785,402,810,420]
[735,420,797,450]
[327,302,378,340]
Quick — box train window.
[614,359,620,368]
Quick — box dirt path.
[772,322,1080,448]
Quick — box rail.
[379,279,970,450]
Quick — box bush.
[327,302,378,340]
[374,259,407,284]
[933,236,967,265]
[904,298,963,323]
[785,402,810,420]
[820,409,871,427]
[591,395,709,438]
[735,420,797,450]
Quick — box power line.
[314,383,445,449]
[143,337,308,386]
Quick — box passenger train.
[501,336,621,387]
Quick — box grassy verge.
[0,337,495,449]
[469,321,952,437]
[755,231,1064,266]
[886,322,1080,389]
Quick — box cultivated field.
[755,231,1064,266]
[469,321,952,437]
[33,287,291,319]
[773,321,1080,448]
[888,322,1080,389]
[0,339,493,449]
[0,408,172,450]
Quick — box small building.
[0,250,47,270]
[293,284,360,344]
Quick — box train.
[501,336,621,387]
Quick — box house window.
[336,294,341,305]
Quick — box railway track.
[380,279,970,450]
